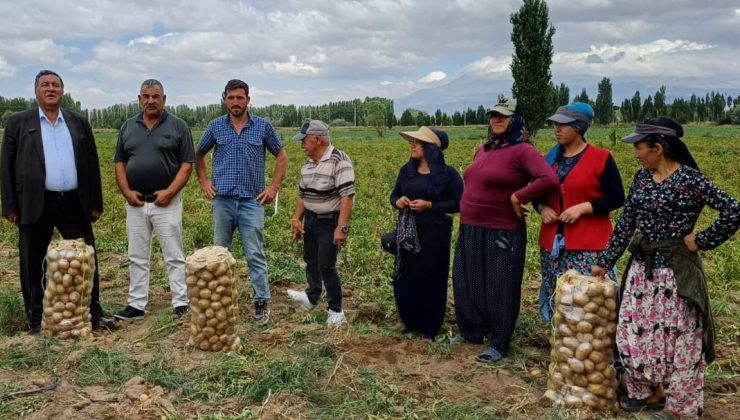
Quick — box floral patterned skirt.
[617,260,704,418]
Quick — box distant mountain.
[393,75,740,116]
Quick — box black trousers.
[302,210,342,312]
[18,190,102,329]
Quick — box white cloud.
[263,55,320,77]
[0,55,14,77]
[418,71,447,83]
[463,56,512,79]
[0,38,69,66]
[554,39,717,77]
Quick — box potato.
[576,333,594,342]
[603,298,616,310]
[199,340,211,351]
[587,384,606,397]
[572,374,588,388]
[208,280,219,291]
[586,283,603,297]
[199,289,212,300]
[583,302,599,313]
[563,395,583,408]
[186,275,197,286]
[603,284,616,298]
[606,323,617,335]
[557,324,573,338]
[592,326,606,339]
[210,293,222,303]
[206,318,219,328]
[562,337,579,350]
[576,321,593,333]
[559,293,573,305]
[588,351,605,364]
[198,270,214,280]
[596,307,610,318]
[57,259,70,270]
[221,296,232,307]
[587,372,605,383]
[575,343,593,361]
[568,358,585,374]
[196,279,207,289]
[572,293,589,306]
[583,359,595,373]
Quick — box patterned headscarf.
[483,113,530,151]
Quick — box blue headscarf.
[483,113,529,151]
[545,102,594,165]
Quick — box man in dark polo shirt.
[113,79,195,320]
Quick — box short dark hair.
[223,79,249,98]
[35,70,64,89]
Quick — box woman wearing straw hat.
[451,98,558,363]
[536,102,625,322]
[390,126,463,339]
[592,117,739,419]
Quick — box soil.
[0,246,738,419]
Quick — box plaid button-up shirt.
[199,114,283,198]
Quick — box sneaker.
[174,305,189,317]
[326,309,346,326]
[448,333,484,345]
[114,305,146,321]
[253,300,270,326]
[287,289,316,311]
[30,325,41,336]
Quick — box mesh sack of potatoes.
[185,246,242,352]
[41,238,94,339]
[544,270,619,412]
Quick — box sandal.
[448,334,483,345]
[475,347,503,364]
[620,395,666,412]
[649,410,679,420]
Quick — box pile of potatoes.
[185,246,242,353]
[544,270,619,412]
[41,239,94,339]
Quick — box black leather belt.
[45,189,77,199]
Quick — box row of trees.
[2,85,738,131]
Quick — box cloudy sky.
[1,0,739,109]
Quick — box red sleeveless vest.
[538,145,614,251]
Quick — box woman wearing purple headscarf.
[592,117,740,420]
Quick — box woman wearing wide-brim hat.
[592,117,740,419]
[389,126,463,339]
[450,98,558,363]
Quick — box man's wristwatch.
[336,224,350,234]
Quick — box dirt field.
[0,246,738,419]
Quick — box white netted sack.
[544,270,619,412]
[185,246,242,352]
[41,238,94,339]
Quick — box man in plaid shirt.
[195,79,288,325]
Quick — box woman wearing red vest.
[537,102,625,322]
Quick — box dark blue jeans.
[303,210,342,312]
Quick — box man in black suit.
[1,69,115,334]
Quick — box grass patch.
[0,339,63,374]
[74,347,137,386]
[0,290,26,335]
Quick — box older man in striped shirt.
[288,120,355,326]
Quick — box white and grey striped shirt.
[299,145,355,214]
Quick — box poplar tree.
[594,77,613,125]
[510,0,555,136]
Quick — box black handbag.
[380,229,398,255]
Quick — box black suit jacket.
[1,108,103,224]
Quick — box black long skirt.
[393,216,452,339]
[452,222,527,355]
